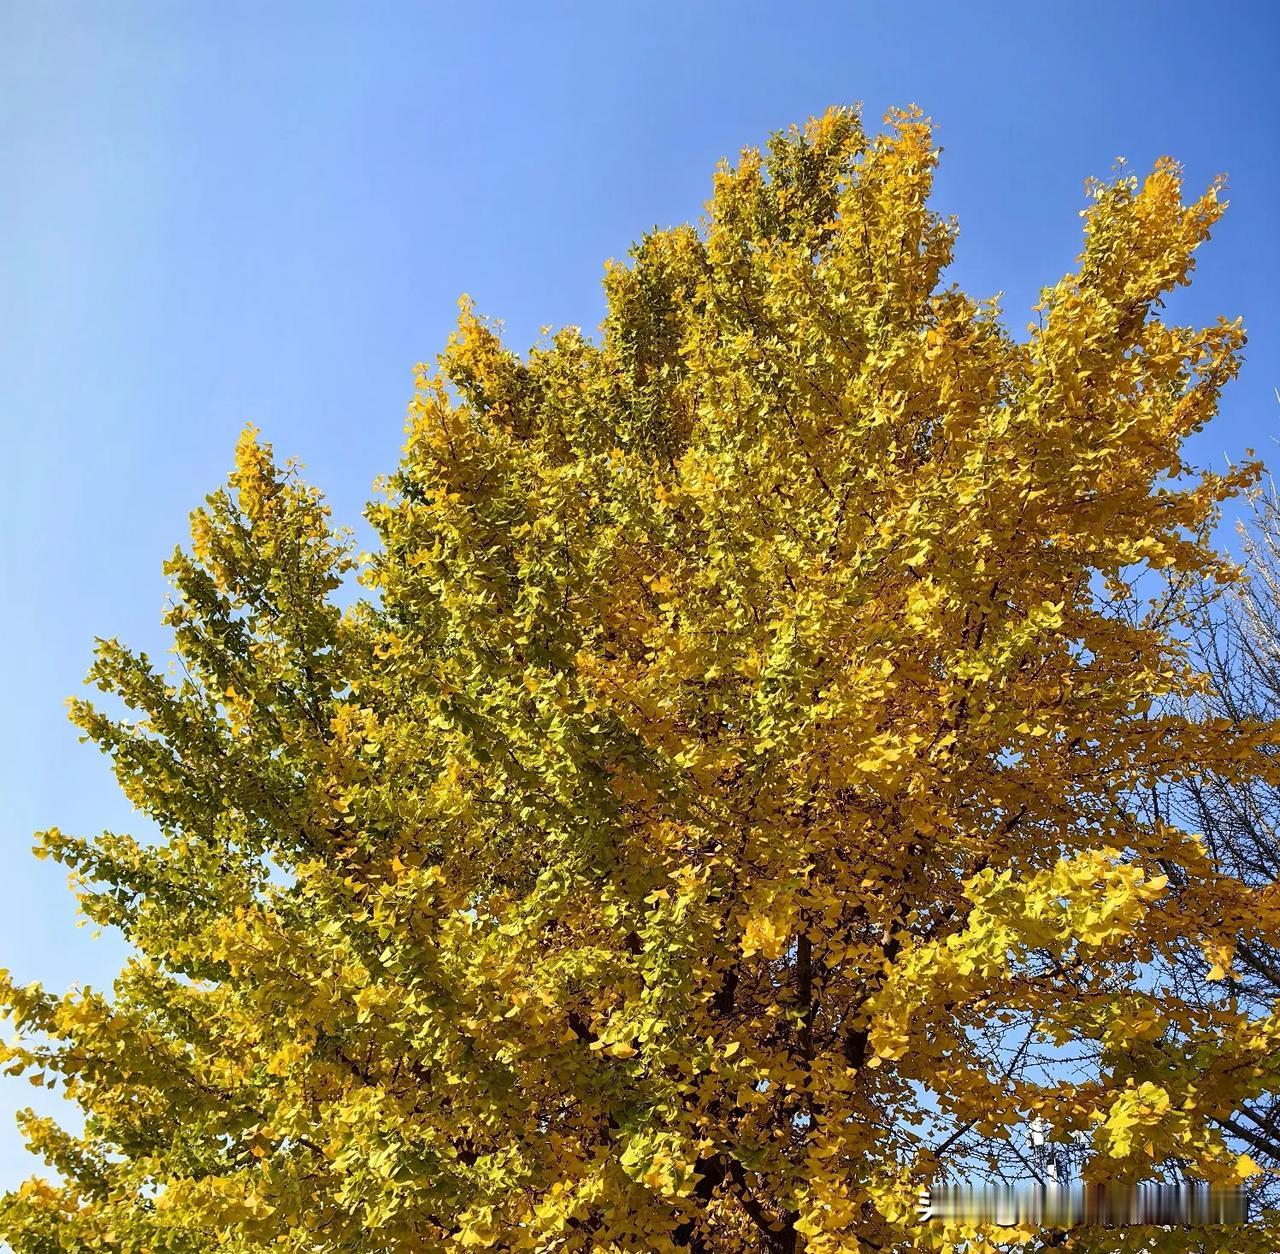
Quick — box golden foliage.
[3,107,1277,1251]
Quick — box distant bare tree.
[1161,474,1280,1199]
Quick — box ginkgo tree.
[3,106,1279,1253]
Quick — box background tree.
[1145,474,1280,1213]
[2,107,1278,1252]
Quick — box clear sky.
[1,0,1277,1195]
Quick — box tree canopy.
[3,106,1279,1252]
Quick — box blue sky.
[1,0,1277,1194]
